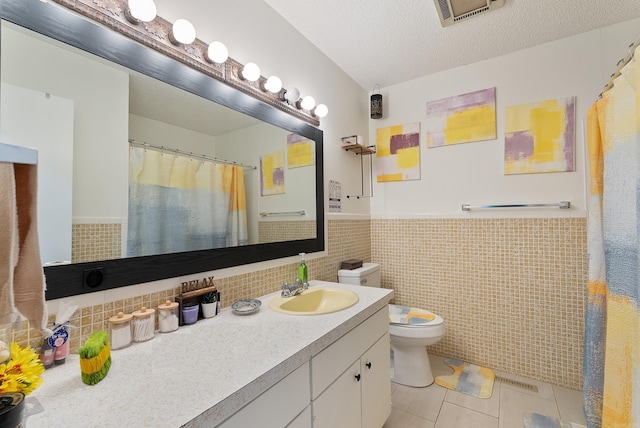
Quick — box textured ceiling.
[264,0,640,90]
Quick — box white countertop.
[26,281,393,428]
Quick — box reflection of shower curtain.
[127,147,248,257]
[584,44,639,428]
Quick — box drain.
[495,375,538,393]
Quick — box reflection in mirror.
[0,0,324,300]
[1,22,317,263]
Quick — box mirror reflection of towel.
[0,162,47,330]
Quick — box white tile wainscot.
[26,281,393,428]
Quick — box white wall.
[370,17,640,219]
[2,24,129,224]
[153,0,371,217]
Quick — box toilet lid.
[388,304,443,327]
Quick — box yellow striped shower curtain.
[127,147,248,257]
[584,43,640,428]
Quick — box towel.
[0,162,47,331]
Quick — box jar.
[157,301,179,333]
[131,307,155,342]
[108,312,133,350]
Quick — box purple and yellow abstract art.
[260,151,284,196]
[287,133,314,168]
[376,122,421,182]
[504,97,576,175]
[425,87,496,148]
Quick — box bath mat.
[434,359,495,398]
[522,413,586,428]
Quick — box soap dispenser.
[298,253,308,284]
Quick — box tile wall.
[11,219,372,353]
[372,217,587,390]
[71,223,121,263]
[258,220,316,243]
[13,217,586,390]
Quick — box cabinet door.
[217,362,310,428]
[361,333,391,428]
[287,405,312,428]
[312,360,362,428]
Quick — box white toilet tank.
[338,262,381,288]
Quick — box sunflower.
[0,342,45,395]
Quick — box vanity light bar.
[50,0,325,126]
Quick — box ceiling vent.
[434,0,505,27]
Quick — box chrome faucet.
[281,279,309,297]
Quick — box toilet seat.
[388,304,443,327]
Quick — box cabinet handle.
[366,362,372,369]
[355,374,361,382]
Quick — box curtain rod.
[599,36,640,98]
[128,139,257,169]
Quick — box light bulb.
[314,104,328,118]
[171,19,196,45]
[206,41,228,64]
[241,63,261,82]
[263,76,282,93]
[284,87,300,104]
[127,0,156,22]
[300,96,316,110]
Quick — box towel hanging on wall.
[0,162,47,331]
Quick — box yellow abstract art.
[504,97,576,174]
[376,122,420,182]
[425,87,496,148]
[260,151,284,196]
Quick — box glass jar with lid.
[108,312,133,350]
[157,301,179,333]
[131,307,156,342]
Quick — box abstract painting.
[376,122,421,182]
[425,87,496,148]
[287,133,314,168]
[504,97,576,175]
[260,151,284,195]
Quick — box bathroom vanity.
[25,281,393,427]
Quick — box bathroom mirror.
[0,0,324,300]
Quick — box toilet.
[338,263,445,387]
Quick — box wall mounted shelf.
[341,143,375,199]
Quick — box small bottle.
[157,301,179,333]
[108,312,133,350]
[298,253,308,284]
[131,307,156,342]
[39,338,54,369]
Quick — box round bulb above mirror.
[241,63,261,82]
[300,96,316,111]
[206,41,228,64]
[284,87,300,104]
[314,104,329,118]
[263,76,283,93]
[127,0,157,22]
[171,19,196,45]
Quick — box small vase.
[182,305,199,325]
[201,302,217,318]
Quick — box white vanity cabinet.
[216,361,311,428]
[311,308,391,428]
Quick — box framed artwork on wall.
[504,96,576,175]
[425,87,497,148]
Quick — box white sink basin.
[269,287,359,315]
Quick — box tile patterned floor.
[383,355,587,428]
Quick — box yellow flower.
[0,342,45,395]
